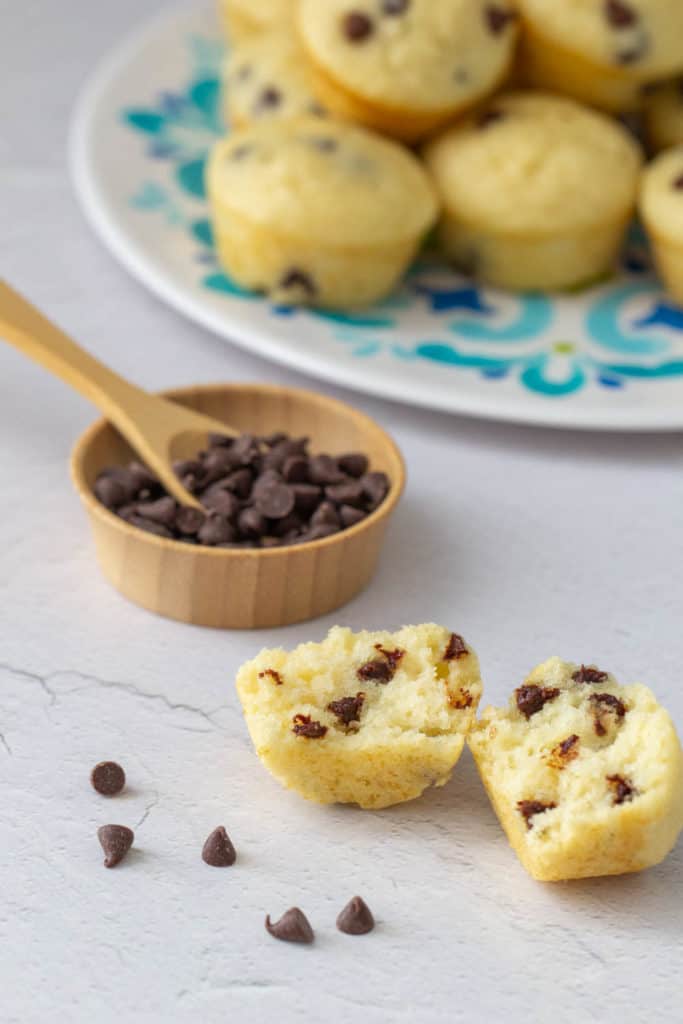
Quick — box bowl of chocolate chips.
[71,383,404,628]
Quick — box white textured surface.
[1,3,682,1022]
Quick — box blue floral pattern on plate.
[120,34,683,401]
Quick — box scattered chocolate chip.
[342,10,374,41]
[256,86,282,111]
[673,174,683,190]
[337,453,368,478]
[477,109,506,129]
[202,826,236,867]
[97,824,134,868]
[292,714,328,739]
[279,267,317,298]
[90,761,126,797]
[265,908,314,944]
[572,665,609,684]
[336,896,375,935]
[382,0,409,14]
[590,693,626,736]
[515,684,560,719]
[328,692,366,726]
[605,0,637,28]
[606,774,637,805]
[548,734,580,769]
[259,669,284,685]
[517,800,556,830]
[443,633,468,661]
[485,5,515,35]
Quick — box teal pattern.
[121,35,683,401]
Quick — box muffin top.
[297,0,517,113]
[225,30,325,127]
[518,0,683,79]
[208,116,438,244]
[639,145,683,236]
[423,91,642,235]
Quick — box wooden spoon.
[0,280,241,507]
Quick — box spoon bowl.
[71,382,405,629]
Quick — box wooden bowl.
[70,383,405,629]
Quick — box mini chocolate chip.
[238,507,268,538]
[382,0,409,14]
[256,85,282,111]
[328,692,365,726]
[361,471,390,507]
[339,505,367,528]
[590,692,626,736]
[97,824,134,868]
[279,267,317,298]
[357,659,391,683]
[309,455,346,486]
[607,774,636,805]
[135,496,178,528]
[292,483,323,515]
[202,826,236,867]
[175,506,205,536]
[342,10,374,41]
[127,515,174,539]
[311,500,340,528]
[326,480,365,507]
[605,0,637,28]
[90,761,126,797]
[265,908,314,944]
[478,109,506,129]
[673,174,683,190]
[443,633,468,661]
[201,486,240,519]
[515,684,560,719]
[292,714,328,738]
[517,800,556,830]
[198,513,235,546]
[572,665,609,684]
[337,453,368,478]
[94,475,129,509]
[336,896,375,935]
[259,669,284,685]
[282,456,309,483]
[253,481,295,519]
[485,5,515,34]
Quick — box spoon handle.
[0,279,147,420]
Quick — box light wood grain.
[71,383,405,629]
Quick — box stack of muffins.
[207,1,683,310]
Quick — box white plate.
[70,1,683,430]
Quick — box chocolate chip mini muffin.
[639,146,683,304]
[518,0,683,113]
[423,91,643,291]
[644,80,683,152]
[206,116,438,309]
[296,0,518,143]
[219,0,293,42]
[223,30,325,130]
[236,625,482,809]
[469,658,683,881]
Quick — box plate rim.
[69,0,683,433]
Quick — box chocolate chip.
[198,513,235,546]
[590,693,626,736]
[448,688,473,710]
[605,0,637,28]
[292,483,323,515]
[256,86,282,111]
[477,109,506,129]
[515,684,560,719]
[337,453,368,478]
[224,467,254,499]
[339,505,367,528]
[443,633,468,661]
[311,500,340,528]
[607,774,636,805]
[517,800,556,830]
[485,5,515,34]
[309,455,345,486]
[203,447,240,480]
[572,665,609,684]
[262,432,288,448]
[127,515,174,539]
[259,669,284,685]
[336,896,375,935]
[361,471,389,507]
[94,475,129,510]
[135,496,178,528]
[374,644,404,673]
[382,0,409,13]
[328,692,365,726]
[253,481,295,519]
[342,10,374,41]
[90,761,126,797]
[173,458,204,480]
[201,486,240,519]
[265,908,314,944]
[548,734,580,769]
[208,432,233,448]
[357,658,392,683]
[271,513,303,538]
[97,824,134,868]
[302,523,340,541]
[238,507,268,538]
[282,456,309,483]
[673,174,683,190]
[292,714,328,738]
[175,506,205,536]
[202,826,236,867]
[232,434,261,466]
[279,267,317,298]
